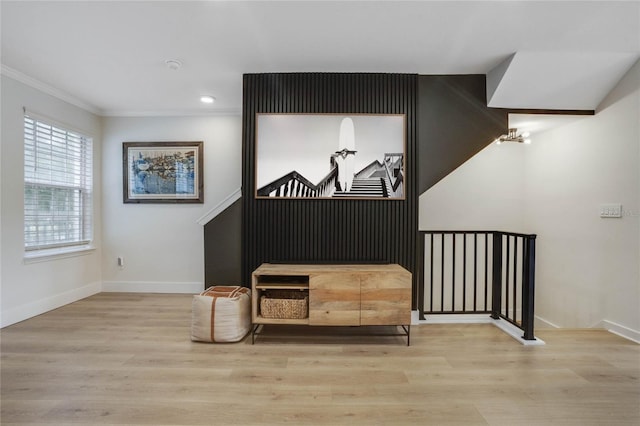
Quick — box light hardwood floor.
[1,293,639,425]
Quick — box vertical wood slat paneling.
[242,73,418,307]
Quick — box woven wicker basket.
[260,291,308,319]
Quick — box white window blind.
[24,114,93,252]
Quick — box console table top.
[253,263,410,275]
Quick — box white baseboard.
[1,281,101,328]
[536,316,639,344]
[418,313,493,324]
[492,318,545,346]
[534,315,561,329]
[595,319,640,344]
[102,281,203,294]
[416,313,545,345]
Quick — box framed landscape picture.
[123,141,203,203]
[255,113,405,200]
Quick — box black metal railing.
[418,231,537,340]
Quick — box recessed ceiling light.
[165,59,182,70]
[200,95,215,104]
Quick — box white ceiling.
[1,1,639,116]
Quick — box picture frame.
[123,141,204,204]
[255,113,406,200]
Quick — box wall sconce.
[495,128,531,145]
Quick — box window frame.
[23,111,94,260]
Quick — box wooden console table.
[251,263,412,345]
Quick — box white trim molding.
[1,281,101,328]
[534,315,561,329]
[535,316,639,344]
[1,64,242,118]
[594,320,640,344]
[417,313,545,345]
[1,64,102,115]
[23,246,96,264]
[102,281,203,294]
[100,108,242,117]
[492,318,546,346]
[196,188,242,226]
[419,313,493,324]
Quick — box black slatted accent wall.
[242,73,418,306]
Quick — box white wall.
[1,77,244,324]
[419,61,640,340]
[419,141,526,232]
[101,115,241,293]
[525,59,640,336]
[1,75,103,327]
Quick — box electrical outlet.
[600,204,622,218]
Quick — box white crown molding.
[1,64,242,118]
[100,108,242,117]
[197,188,242,226]
[1,64,103,115]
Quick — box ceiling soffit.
[487,51,639,110]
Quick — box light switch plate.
[600,204,622,218]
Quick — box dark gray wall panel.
[242,73,419,306]
[206,73,579,298]
[204,198,242,286]
[418,75,508,193]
